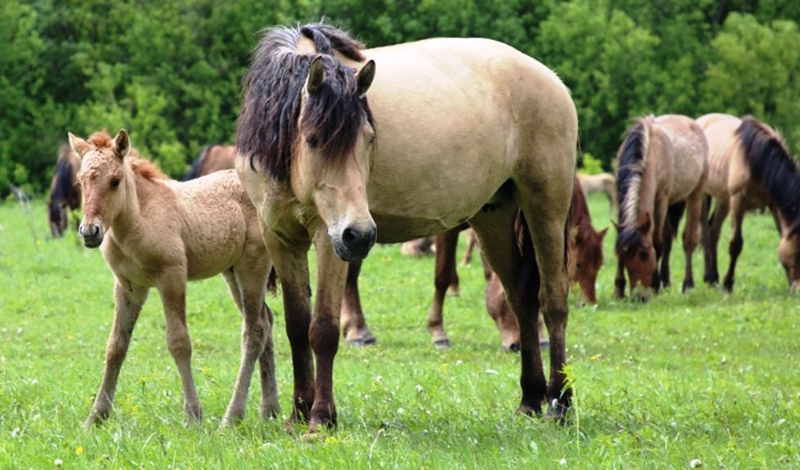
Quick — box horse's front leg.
[723,196,746,293]
[682,189,704,293]
[86,278,148,425]
[156,267,201,422]
[614,257,626,299]
[309,232,349,432]
[264,233,315,424]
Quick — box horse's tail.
[266,266,279,295]
[183,145,214,181]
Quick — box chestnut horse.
[342,176,606,350]
[698,114,800,291]
[48,144,81,237]
[68,130,277,426]
[235,24,577,432]
[183,144,235,180]
[613,115,707,300]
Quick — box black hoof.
[362,337,377,345]
[703,274,719,286]
[539,339,550,349]
[682,280,694,293]
[433,339,451,348]
[515,402,542,417]
[723,279,734,293]
[348,339,366,347]
[545,398,569,423]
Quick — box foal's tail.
[183,145,215,181]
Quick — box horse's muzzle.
[331,222,377,261]
[79,222,104,248]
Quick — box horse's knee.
[167,332,192,360]
[309,317,340,355]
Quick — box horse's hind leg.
[428,227,460,347]
[461,228,478,266]
[682,188,704,293]
[703,197,729,285]
[723,195,746,292]
[86,279,148,425]
[341,260,377,346]
[470,202,547,416]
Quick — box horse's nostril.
[342,228,356,247]
[92,224,101,237]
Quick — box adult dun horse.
[183,144,236,180]
[698,113,800,291]
[48,144,81,237]
[614,115,707,300]
[69,130,278,426]
[235,24,577,432]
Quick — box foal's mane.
[737,116,800,227]
[86,130,166,181]
[235,23,374,181]
[615,116,651,253]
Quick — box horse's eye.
[307,136,318,150]
[639,250,649,261]
[110,178,121,189]
[368,133,376,145]
[576,262,583,270]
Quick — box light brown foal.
[69,129,277,426]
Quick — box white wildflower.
[689,459,702,468]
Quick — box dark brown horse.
[183,145,235,180]
[48,144,81,237]
[699,114,800,291]
[236,24,577,432]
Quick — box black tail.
[183,145,215,181]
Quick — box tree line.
[2,0,799,196]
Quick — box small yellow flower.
[75,445,84,456]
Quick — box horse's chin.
[331,241,370,262]
[83,238,103,249]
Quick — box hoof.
[544,398,568,423]
[515,402,542,417]
[682,280,694,294]
[703,274,719,286]
[220,414,242,428]
[539,339,550,349]
[447,287,460,297]
[613,288,625,299]
[723,279,734,293]
[506,343,520,353]
[433,339,451,348]
[348,338,366,347]
[362,336,377,345]
[260,405,280,420]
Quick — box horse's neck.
[109,170,147,243]
[636,153,658,226]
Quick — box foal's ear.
[67,132,91,158]
[611,220,620,232]
[598,227,609,239]
[113,129,131,159]
[355,60,376,97]
[306,55,325,95]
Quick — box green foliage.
[579,152,604,175]
[1,0,799,195]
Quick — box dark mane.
[737,116,800,227]
[235,23,373,181]
[184,144,215,181]
[615,117,650,254]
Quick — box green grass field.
[1,194,798,469]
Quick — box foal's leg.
[156,268,202,422]
[484,271,521,352]
[703,198,729,285]
[86,278,148,425]
[723,196,746,293]
[614,257,626,299]
[470,203,547,416]
[340,260,377,346]
[428,228,460,347]
[264,234,315,424]
[308,232,349,432]
[461,228,478,267]
[682,189,704,293]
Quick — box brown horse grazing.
[235,24,577,431]
[577,172,617,214]
[68,130,278,426]
[183,144,235,180]
[48,144,81,237]
[343,176,605,349]
[567,177,608,304]
[698,114,800,291]
[613,115,708,300]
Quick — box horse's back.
[357,38,576,241]
[652,115,707,202]
[697,113,744,199]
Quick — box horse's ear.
[569,225,580,244]
[67,132,91,158]
[598,227,609,239]
[612,220,620,232]
[639,213,651,234]
[306,55,325,95]
[113,129,131,159]
[355,60,376,97]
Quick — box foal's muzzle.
[79,222,104,248]
[331,221,377,261]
